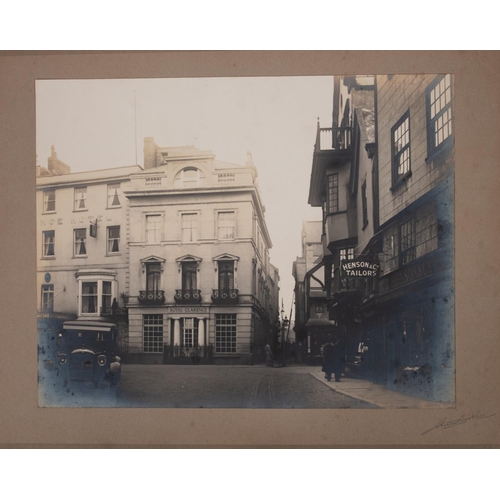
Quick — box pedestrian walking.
[322,339,336,381]
[265,343,273,367]
[322,336,345,382]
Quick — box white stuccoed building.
[36,139,280,365]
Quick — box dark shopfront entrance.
[364,270,455,403]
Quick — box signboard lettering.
[341,259,380,278]
[39,214,113,227]
[378,252,451,293]
[170,307,208,314]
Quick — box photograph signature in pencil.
[421,412,496,436]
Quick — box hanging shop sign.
[340,259,380,278]
[89,220,97,238]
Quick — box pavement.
[306,366,454,409]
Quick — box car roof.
[63,321,116,331]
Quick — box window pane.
[218,212,235,239]
[215,314,237,353]
[146,263,161,291]
[74,229,86,255]
[327,174,339,213]
[75,188,87,210]
[44,191,55,212]
[107,226,120,253]
[146,215,161,243]
[82,282,97,313]
[143,314,164,353]
[43,230,55,257]
[108,183,121,207]
[182,213,198,242]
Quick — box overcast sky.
[36,76,334,315]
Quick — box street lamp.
[281,316,289,367]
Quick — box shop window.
[74,229,87,256]
[146,214,162,244]
[382,225,400,273]
[143,314,163,353]
[391,111,411,187]
[382,216,420,273]
[42,230,55,258]
[107,183,121,208]
[416,201,439,259]
[182,262,197,290]
[218,211,235,240]
[43,190,56,213]
[107,226,120,254]
[74,187,87,211]
[215,314,237,353]
[326,173,339,213]
[400,217,416,265]
[41,284,54,312]
[181,213,198,243]
[426,74,453,159]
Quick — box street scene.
[117,365,376,409]
[36,74,455,409]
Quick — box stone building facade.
[36,140,280,365]
[125,139,279,364]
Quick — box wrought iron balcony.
[174,289,202,304]
[100,306,127,316]
[138,290,165,305]
[211,288,239,304]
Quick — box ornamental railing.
[100,306,128,316]
[174,289,202,303]
[138,290,166,305]
[211,288,239,304]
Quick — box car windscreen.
[62,329,116,348]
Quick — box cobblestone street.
[116,364,377,408]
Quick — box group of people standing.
[264,341,308,367]
[263,336,344,381]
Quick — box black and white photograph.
[36,73,455,410]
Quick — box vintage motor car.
[56,320,121,391]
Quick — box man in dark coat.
[322,340,336,381]
[322,337,345,382]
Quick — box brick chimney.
[47,145,57,174]
[47,146,71,175]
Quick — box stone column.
[198,318,205,346]
[173,318,181,346]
